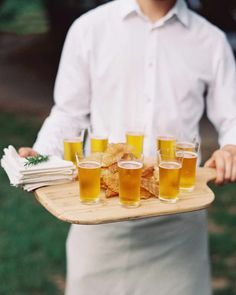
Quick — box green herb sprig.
[24,155,49,167]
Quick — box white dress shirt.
[32,1,234,295]
[34,0,236,157]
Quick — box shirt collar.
[120,0,190,28]
[120,0,138,17]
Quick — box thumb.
[18,147,38,158]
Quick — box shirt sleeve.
[206,34,236,147]
[33,18,91,156]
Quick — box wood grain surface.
[35,167,216,225]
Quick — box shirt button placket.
[143,27,158,153]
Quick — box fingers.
[213,150,227,185]
[223,151,232,182]
[204,158,215,168]
[18,147,38,158]
[205,150,233,185]
[231,155,236,182]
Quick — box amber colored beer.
[159,161,181,203]
[126,132,144,158]
[78,161,101,204]
[90,137,108,153]
[176,141,195,152]
[157,136,176,159]
[64,139,83,163]
[179,151,198,191]
[118,160,143,208]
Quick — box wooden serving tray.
[34,167,216,225]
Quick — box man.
[19,0,236,294]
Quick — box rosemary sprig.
[24,155,49,167]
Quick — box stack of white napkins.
[1,145,77,191]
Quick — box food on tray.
[98,143,159,199]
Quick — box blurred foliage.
[0,0,235,37]
[0,0,48,34]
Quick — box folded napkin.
[1,145,77,191]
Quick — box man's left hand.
[204,144,236,185]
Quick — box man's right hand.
[18,147,38,158]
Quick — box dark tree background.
[43,0,236,44]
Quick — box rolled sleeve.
[206,34,236,147]
[33,19,91,156]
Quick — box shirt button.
[146,98,151,103]
[148,62,153,67]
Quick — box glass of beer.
[118,157,143,208]
[176,141,199,192]
[157,150,183,203]
[76,155,102,204]
[64,130,85,164]
[157,136,176,160]
[89,127,108,153]
[126,131,144,158]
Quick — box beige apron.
[65,210,211,295]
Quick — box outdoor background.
[0,1,236,294]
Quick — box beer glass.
[126,131,144,158]
[157,150,183,203]
[89,127,108,153]
[156,136,176,159]
[64,130,85,164]
[176,141,199,192]
[118,157,143,208]
[126,123,145,158]
[76,155,102,204]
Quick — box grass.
[209,182,236,294]
[0,111,236,294]
[0,112,69,295]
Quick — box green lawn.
[0,112,236,294]
[209,182,236,295]
[0,113,69,295]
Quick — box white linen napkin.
[1,145,77,191]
